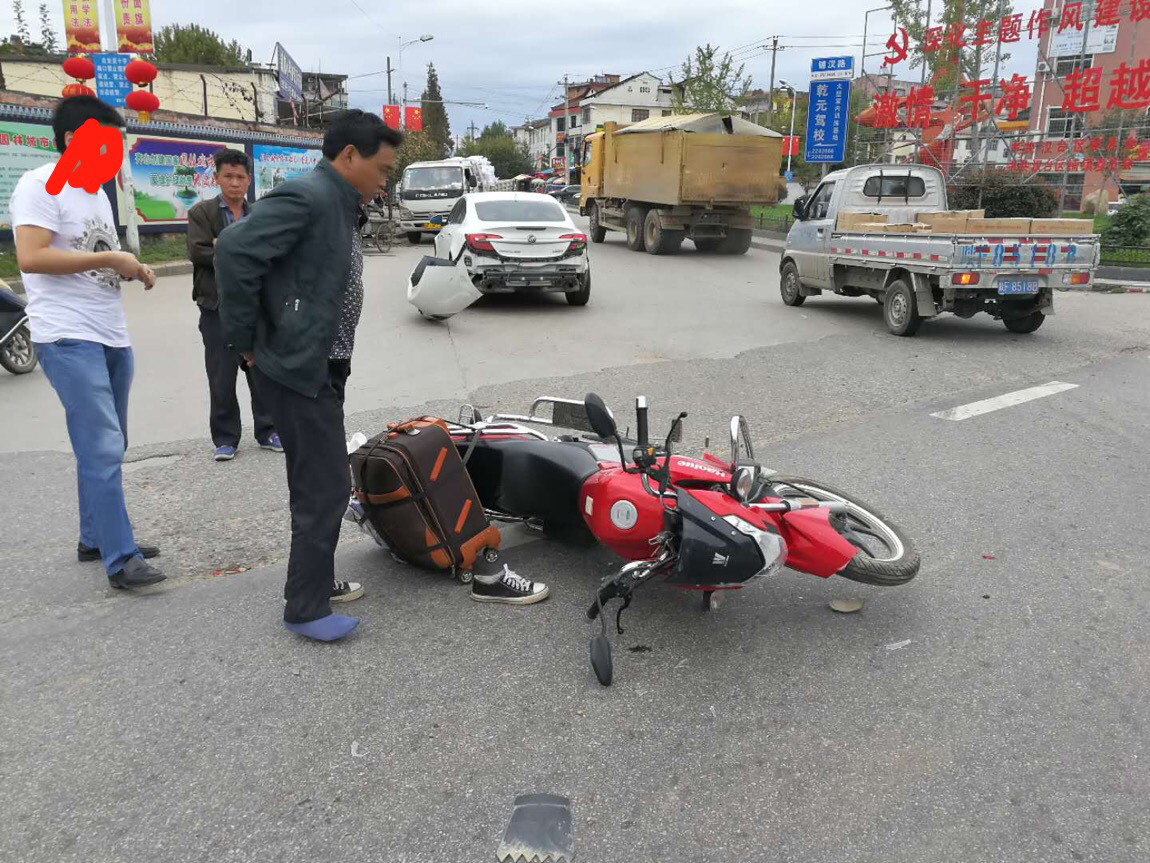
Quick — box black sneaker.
[470,566,549,605]
[109,557,166,590]
[80,542,160,563]
[331,580,364,603]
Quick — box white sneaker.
[470,565,549,605]
[331,580,364,603]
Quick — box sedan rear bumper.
[471,262,586,293]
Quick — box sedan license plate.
[998,278,1040,295]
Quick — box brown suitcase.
[350,417,500,574]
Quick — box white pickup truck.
[779,164,1101,336]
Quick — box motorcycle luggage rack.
[487,396,681,443]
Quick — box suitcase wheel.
[458,570,474,585]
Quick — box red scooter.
[450,394,920,685]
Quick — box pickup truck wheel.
[625,206,647,252]
[566,270,591,307]
[406,232,423,245]
[883,279,922,336]
[643,210,683,255]
[720,228,753,255]
[588,204,607,243]
[780,262,806,307]
[1003,311,1045,334]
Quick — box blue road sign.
[93,53,133,110]
[804,56,854,164]
[784,169,794,183]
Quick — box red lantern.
[62,56,96,81]
[125,90,161,124]
[61,83,96,99]
[124,59,158,87]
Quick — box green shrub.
[948,170,1059,218]
[1101,194,1150,246]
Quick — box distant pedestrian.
[9,95,163,590]
[216,110,401,643]
[186,148,281,462]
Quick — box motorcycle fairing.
[407,255,482,319]
[670,490,765,588]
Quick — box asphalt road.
[1,228,1148,863]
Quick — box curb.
[3,260,192,294]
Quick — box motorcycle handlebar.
[636,396,649,448]
[751,500,848,514]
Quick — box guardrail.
[754,214,794,233]
[1099,245,1150,267]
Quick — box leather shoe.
[109,557,166,590]
[80,542,160,563]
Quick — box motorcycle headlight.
[724,515,788,578]
[731,465,758,502]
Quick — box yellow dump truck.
[579,113,782,255]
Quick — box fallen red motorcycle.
[448,394,920,685]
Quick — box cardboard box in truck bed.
[966,218,1033,234]
[1029,219,1091,235]
[836,212,887,231]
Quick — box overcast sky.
[3,0,1045,137]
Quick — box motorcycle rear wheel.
[0,324,37,374]
[766,476,920,586]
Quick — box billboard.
[114,0,154,54]
[253,145,322,199]
[804,56,854,165]
[119,135,228,225]
[0,121,58,229]
[274,43,304,102]
[62,0,102,54]
[1048,24,1119,58]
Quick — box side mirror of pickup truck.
[792,196,808,221]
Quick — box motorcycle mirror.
[584,393,618,440]
[589,634,613,686]
[730,415,754,470]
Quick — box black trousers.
[198,307,275,448]
[257,364,352,624]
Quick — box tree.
[420,63,452,159]
[458,124,532,179]
[153,24,247,66]
[670,44,751,114]
[1101,194,1150,246]
[887,0,1015,94]
[393,131,441,182]
[38,3,56,54]
[13,0,30,45]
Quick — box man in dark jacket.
[187,148,279,462]
[215,112,400,643]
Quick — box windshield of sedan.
[404,166,465,192]
[474,200,567,222]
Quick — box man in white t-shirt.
[10,96,164,590]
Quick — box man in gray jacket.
[186,148,279,462]
[216,111,399,642]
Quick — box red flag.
[382,105,401,129]
[405,106,423,133]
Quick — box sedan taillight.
[560,233,587,253]
[466,233,502,253]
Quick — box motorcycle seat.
[462,438,600,525]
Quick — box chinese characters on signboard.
[274,43,304,103]
[114,0,153,54]
[62,1,101,54]
[805,57,854,164]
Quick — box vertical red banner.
[62,0,102,54]
[405,106,423,133]
[115,0,154,54]
[382,105,401,129]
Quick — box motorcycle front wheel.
[0,324,38,374]
[765,476,920,586]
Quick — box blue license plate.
[998,278,1040,295]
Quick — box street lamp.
[398,34,434,122]
[779,79,798,175]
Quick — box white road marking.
[930,381,1079,421]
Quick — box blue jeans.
[36,339,142,575]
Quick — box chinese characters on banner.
[115,0,154,54]
[868,61,1150,131]
[1005,137,1150,175]
[62,1,102,54]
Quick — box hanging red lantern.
[125,90,160,124]
[124,59,158,87]
[62,56,96,81]
[61,83,96,99]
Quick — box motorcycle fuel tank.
[579,467,668,561]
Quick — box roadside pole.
[102,0,140,254]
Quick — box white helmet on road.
[406,255,483,321]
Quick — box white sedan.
[432,192,590,306]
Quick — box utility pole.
[564,74,572,186]
[766,36,780,131]
[386,57,393,105]
[468,121,478,141]
[402,81,408,129]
